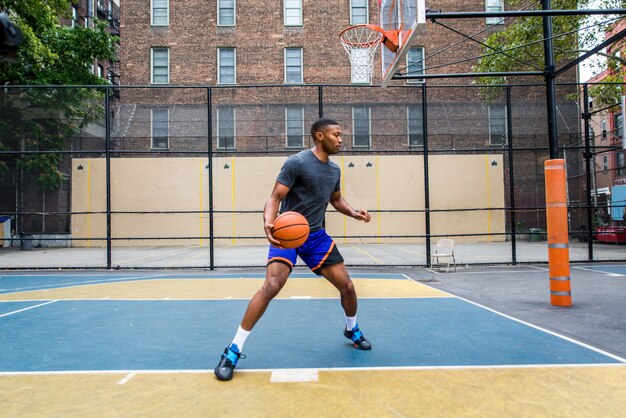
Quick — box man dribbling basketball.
[214,118,372,381]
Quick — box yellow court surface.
[2,366,626,417]
[0,277,450,301]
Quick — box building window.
[72,6,78,27]
[603,155,609,171]
[488,104,507,146]
[407,106,424,147]
[218,48,236,84]
[151,0,169,26]
[151,48,169,84]
[217,107,236,149]
[486,0,504,25]
[601,119,607,141]
[613,112,623,139]
[352,106,371,148]
[350,0,368,24]
[285,107,304,148]
[285,48,303,83]
[218,0,236,26]
[97,64,104,78]
[406,47,425,83]
[284,0,302,26]
[151,108,169,150]
[618,152,625,176]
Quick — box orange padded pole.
[544,159,572,306]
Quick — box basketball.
[271,211,310,248]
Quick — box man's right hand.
[264,222,284,248]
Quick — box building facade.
[586,19,626,228]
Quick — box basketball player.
[214,118,372,381]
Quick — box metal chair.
[430,239,456,272]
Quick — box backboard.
[379,0,426,86]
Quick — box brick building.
[115,0,578,150]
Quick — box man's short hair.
[311,118,339,138]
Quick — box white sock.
[230,326,251,352]
[345,315,357,331]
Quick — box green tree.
[0,0,117,188]
[473,0,626,103]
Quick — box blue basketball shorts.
[267,228,344,275]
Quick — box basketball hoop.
[340,24,398,84]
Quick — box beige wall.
[71,155,504,247]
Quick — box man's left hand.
[354,209,371,223]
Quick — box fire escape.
[98,0,121,98]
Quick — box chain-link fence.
[1,83,625,269]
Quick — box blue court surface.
[0,271,622,373]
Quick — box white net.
[340,25,384,84]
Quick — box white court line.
[0,274,172,293]
[528,265,549,271]
[117,372,136,385]
[270,369,318,382]
[573,266,625,275]
[450,269,547,275]
[574,266,610,274]
[1,362,625,377]
[401,274,626,364]
[0,300,58,318]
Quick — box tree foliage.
[0,0,117,188]
[473,0,626,102]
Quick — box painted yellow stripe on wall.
[376,155,381,243]
[341,155,347,243]
[199,160,204,246]
[231,157,236,245]
[485,155,492,241]
[86,160,91,248]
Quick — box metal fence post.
[422,84,431,266]
[208,87,215,270]
[318,85,323,118]
[506,86,517,264]
[105,86,112,269]
[582,83,594,260]
[542,0,559,160]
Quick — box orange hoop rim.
[339,24,385,48]
[339,24,399,52]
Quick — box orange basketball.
[271,211,310,248]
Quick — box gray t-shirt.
[276,149,341,232]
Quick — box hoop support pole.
[545,159,572,307]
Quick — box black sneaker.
[344,324,372,350]
[214,345,245,381]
